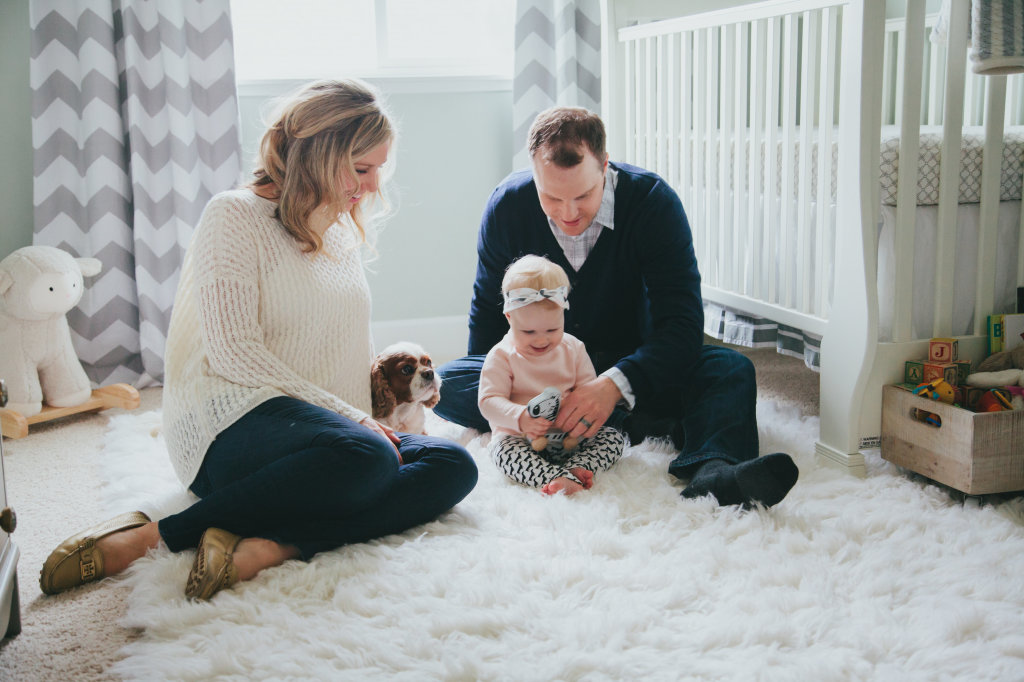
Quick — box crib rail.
[616,0,847,335]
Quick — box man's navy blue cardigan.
[468,162,705,411]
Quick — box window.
[231,0,515,83]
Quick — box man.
[435,107,798,507]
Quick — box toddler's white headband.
[503,286,570,313]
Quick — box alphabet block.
[928,337,958,363]
[922,361,958,386]
[954,361,971,385]
[904,360,925,385]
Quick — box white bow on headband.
[503,286,570,313]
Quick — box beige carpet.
[0,346,817,681]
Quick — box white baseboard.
[371,315,470,364]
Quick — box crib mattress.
[879,125,1024,205]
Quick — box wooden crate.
[881,385,1024,495]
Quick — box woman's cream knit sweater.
[163,189,374,488]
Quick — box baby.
[478,254,626,495]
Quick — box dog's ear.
[370,359,397,419]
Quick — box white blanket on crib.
[876,200,1023,341]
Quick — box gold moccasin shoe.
[39,510,151,595]
[186,527,242,601]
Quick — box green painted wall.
[0,0,34,259]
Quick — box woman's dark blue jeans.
[435,344,758,480]
[158,397,478,559]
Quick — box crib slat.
[659,35,667,178]
[748,19,767,299]
[694,29,708,277]
[645,37,656,170]
[635,39,642,162]
[720,24,736,290]
[977,75,1007,332]
[884,27,899,125]
[881,26,893,123]
[779,13,799,308]
[734,22,749,295]
[765,16,781,305]
[705,27,720,285]
[815,7,837,317]
[928,27,943,124]
[892,0,926,343]
[1010,74,1024,125]
[667,33,678,190]
[963,57,977,125]
[893,28,905,126]
[624,40,634,162]
[634,39,645,166]
[797,10,819,314]
[933,0,969,336]
[680,32,692,211]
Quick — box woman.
[40,79,478,600]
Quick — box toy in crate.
[905,339,970,390]
[902,339,971,410]
[961,324,1024,413]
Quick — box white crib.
[600,0,1024,475]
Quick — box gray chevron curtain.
[29,0,241,387]
[512,0,601,169]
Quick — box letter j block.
[929,337,958,363]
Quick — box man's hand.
[518,412,554,440]
[554,376,622,439]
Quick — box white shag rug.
[97,403,1024,682]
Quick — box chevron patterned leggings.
[490,427,626,488]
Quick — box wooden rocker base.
[0,384,140,439]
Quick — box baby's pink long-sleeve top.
[478,331,597,437]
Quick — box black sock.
[680,453,799,508]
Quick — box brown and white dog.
[370,341,442,435]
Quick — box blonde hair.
[502,255,570,309]
[250,79,395,253]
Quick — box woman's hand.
[361,417,403,464]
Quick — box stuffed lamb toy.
[0,246,101,417]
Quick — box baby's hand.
[518,412,554,440]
